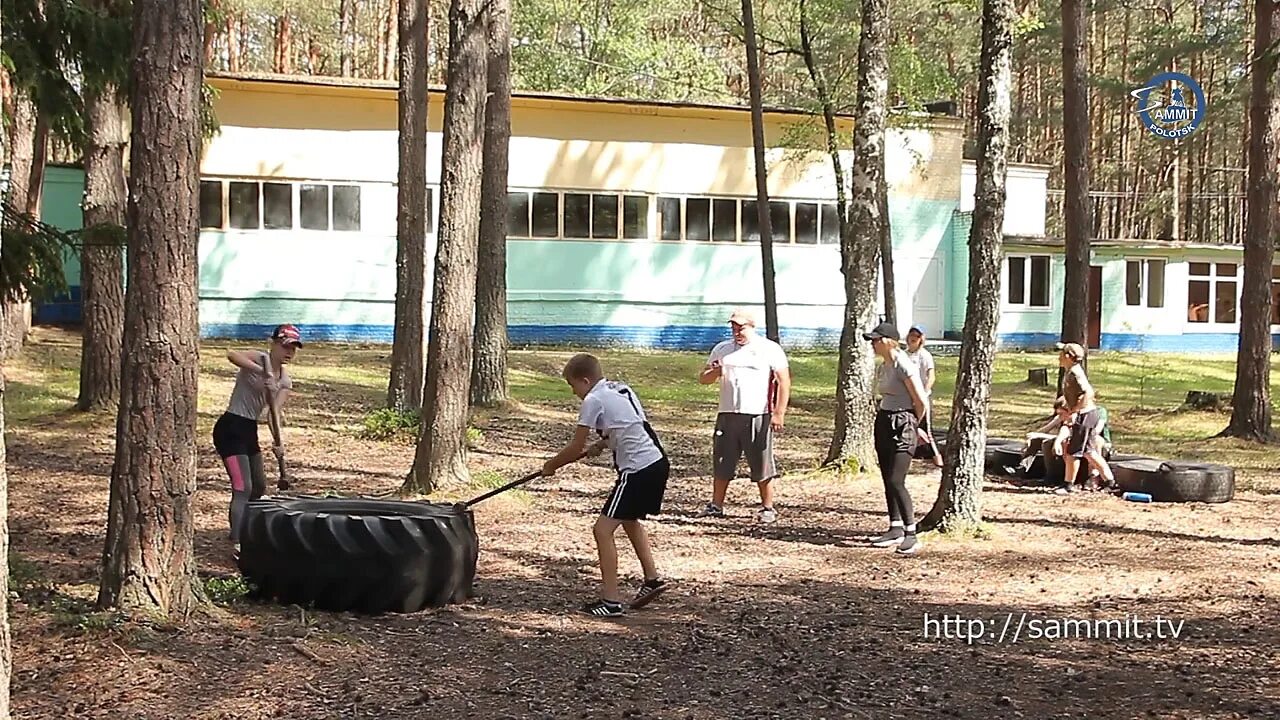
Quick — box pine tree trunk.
[920,0,1015,533]
[878,173,896,325]
[824,0,888,472]
[341,0,357,76]
[1060,0,1090,348]
[78,85,127,412]
[0,8,12,711]
[471,0,512,408]
[2,89,37,361]
[203,0,218,66]
[383,0,397,79]
[227,14,240,72]
[1223,0,1278,442]
[275,14,293,74]
[741,0,780,342]
[97,0,205,618]
[387,0,430,413]
[404,0,487,494]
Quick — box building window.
[1187,261,1239,324]
[712,199,737,242]
[819,203,840,244]
[300,184,330,230]
[794,202,818,244]
[507,192,531,237]
[685,198,711,241]
[563,193,591,238]
[228,181,260,229]
[592,194,618,239]
[1125,259,1166,308]
[531,192,559,237]
[1006,254,1050,308]
[770,201,791,243]
[659,196,681,241]
[262,183,293,229]
[199,181,224,229]
[622,195,648,239]
[332,185,362,231]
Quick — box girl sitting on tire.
[213,324,302,559]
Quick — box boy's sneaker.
[758,506,778,524]
[697,503,725,518]
[631,578,668,609]
[581,599,625,618]
[1054,484,1076,496]
[868,527,905,547]
[895,534,920,556]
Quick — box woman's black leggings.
[874,408,917,527]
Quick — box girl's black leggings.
[874,408,917,527]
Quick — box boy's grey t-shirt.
[226,350,292,421]
[877,349,919,412]
[907,347,935,396]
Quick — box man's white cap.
[727,308,757,326]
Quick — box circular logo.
[1132,72,1206,140]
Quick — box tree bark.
[274,14,293,74]
[0,9,12,713]
[824,0,888,472]
[920,0,1015,533]
[404,0,488,494]
[78,85,128,412]
[1223,0,1278,442]
[1060,0,1090,351]
[386,0,430,413]
[878,173,896,325]
[341,0,357,77]
[226,14,240,72]
[97,0,205,618]
[471,0,512,408]
[2,89,37,361]
[383,0,398,79]
[741,0,780,342]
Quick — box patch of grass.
[466,426,483,447]
[470,469,507,489]
[204,575,254,605]
[358,407,420,441]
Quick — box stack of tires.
[931,427,1235,503]
[238,496,479,614]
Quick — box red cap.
[271,324,303,347]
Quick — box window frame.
[1124,257,1167,309]
[1004,253,1053,310]
[197,177,373,233]
[1186,259,1242,328]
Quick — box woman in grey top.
[863,322,929,555]
[212,324,302,559]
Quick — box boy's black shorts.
[601,456,669,520]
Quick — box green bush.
[204,575,254,605]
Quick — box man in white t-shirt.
[696,308,791,523]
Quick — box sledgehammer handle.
[263,359,290,490]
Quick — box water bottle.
[1122,492,1152,503]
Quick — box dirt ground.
[5,329,1279,719]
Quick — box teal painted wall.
[198,196,959,347]
[40,165,85,285]
[946,210,972,334]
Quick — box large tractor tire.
[238,496,479,614]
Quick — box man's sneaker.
[1054,484,1076,496]
[868,527,905,547]
[697,503,725,518]
[758,506,778,524]
[631,578,668,609]
[581,599,625,617]
[895,534,920,555]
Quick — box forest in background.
[27,0,1249,247]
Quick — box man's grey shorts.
[713,412,778,482]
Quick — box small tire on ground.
[984,438,1024,474]
[238,496,479,614]
[1110,459,1234,503]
